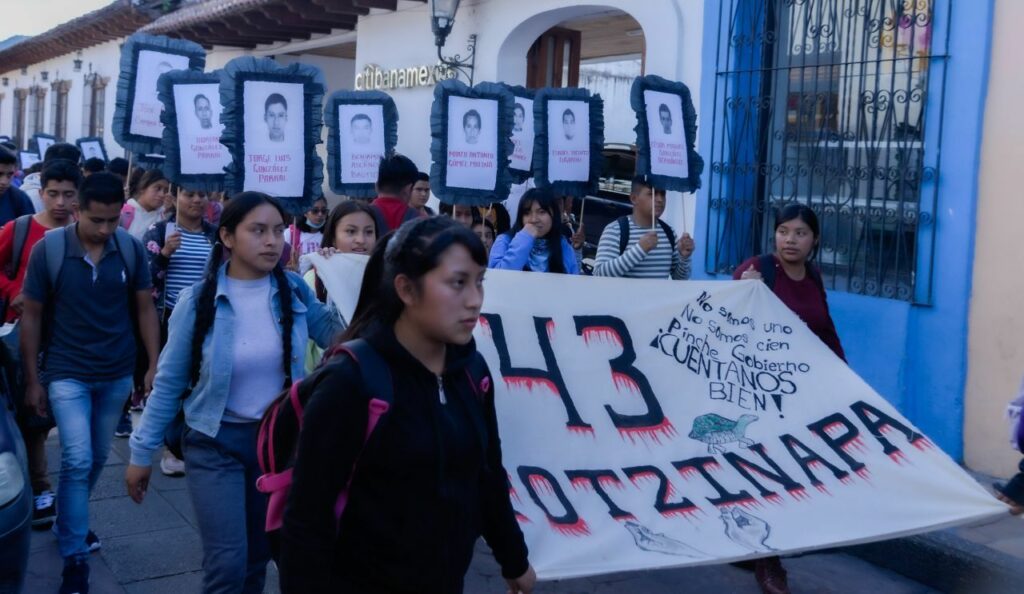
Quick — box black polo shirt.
[22,224,151,383]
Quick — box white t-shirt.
[223,275,286,422]
[126,199,164,241]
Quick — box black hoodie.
[279,323,529,593]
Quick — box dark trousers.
[184,422,270,594]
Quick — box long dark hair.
[315,200,380,302]
[188,192,294,389]
[294,198,327,233]
[127,167,166,199]
[774,203,821,261]
[340,217,487,342]
[507,188,566,274]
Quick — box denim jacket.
[129,263,340,466]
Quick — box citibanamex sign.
[355,62,457,91]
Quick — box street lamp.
[430,0,476,86]
[73,51,83,73]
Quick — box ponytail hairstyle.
[188,192,295,389]
[339,216,487,343]
[507,188,567,274]
[315,200,380,302]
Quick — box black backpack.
[617,215,676,255]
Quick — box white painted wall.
[579,58,642,145]
[0,39,124,157]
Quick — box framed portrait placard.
[220,56,326,214]
[113,33,206,155]
[325,90,397,198]
[18,151,40,170]
[32,134,57,160]
[429,79,515,206]
[76,137,109,163]
[503,85,535,184]
[631,75,703,193]
[158,70,231,191]
[532,87,604,196]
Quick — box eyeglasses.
[309,208,328,214]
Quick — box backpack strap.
[6,214,33,280]
[43,226,67,290]
[658,219,676,250]
[112,228,139,284]
[617,216,630,255]
[328,338,393,527]
[758,254,777,291]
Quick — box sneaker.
[60,557,90,594]
[85,530,101,553]
[160,451,186,477]
[114,412,132,438]
[32,489,56,529]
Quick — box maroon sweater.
[735,255,846,361]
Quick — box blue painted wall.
[691,0,995,460]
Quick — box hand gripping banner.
[220,56,326,214]
[310,260,1007,581]
[325,90,398,198]
[113,33,206,156]
[158,70,231,192]
[631,75,703,193]
[430,79,516,206]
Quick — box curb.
[844,529,1024,594]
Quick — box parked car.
[0,348,31,592]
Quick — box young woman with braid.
[125,192,341,593]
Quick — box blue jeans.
[48,375,133,560]
[184,422,270,594]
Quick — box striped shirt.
[164,229,213,310]
[593,216,691,280]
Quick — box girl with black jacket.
[280,217,535,593]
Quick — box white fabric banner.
[310,260,1006,581]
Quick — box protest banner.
[631,75,703,193]
[533,88,604,197]
[325,90,397,198]
[113,33,206,155]
[310,258,1007,581]
[430,79,515,205]
[158,70,231,191]
[32,134,57,160]
[220,56,326,215]
[75,137,108,163]
[504,85,535,184]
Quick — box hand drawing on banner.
[446,95,499,191]
[721,508,776,553]
[623,522,708,558]
[243,81,305,197]
[132,51,191,138]
[547,100,590,182]
[339,104,385,185]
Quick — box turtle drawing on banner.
[688,413,758,454]
[623,521,707,558]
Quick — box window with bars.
[51,80,71,140]
[26,86,46,140]
[705,0,948,303]
[83,74,108,138]
[12,89,27,149]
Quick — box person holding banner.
[489,188,580,275]
[126,193,340,594]
[302,200,380,372]
[286,197,328,274]
[593,175,693,280]
[280,216,535,593]
[734,204,846,594]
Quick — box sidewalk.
[23,430,1021,593]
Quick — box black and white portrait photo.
[643,89,688,179]
[173,82,231,176]
[339,104,385,184]
[194,94,214,130]
[446,95,499,191]
[510,96,535,174]
[547,99,590,182]
[131,50,191,139]
[243,81,305,196]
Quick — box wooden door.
[526,27,582,89]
